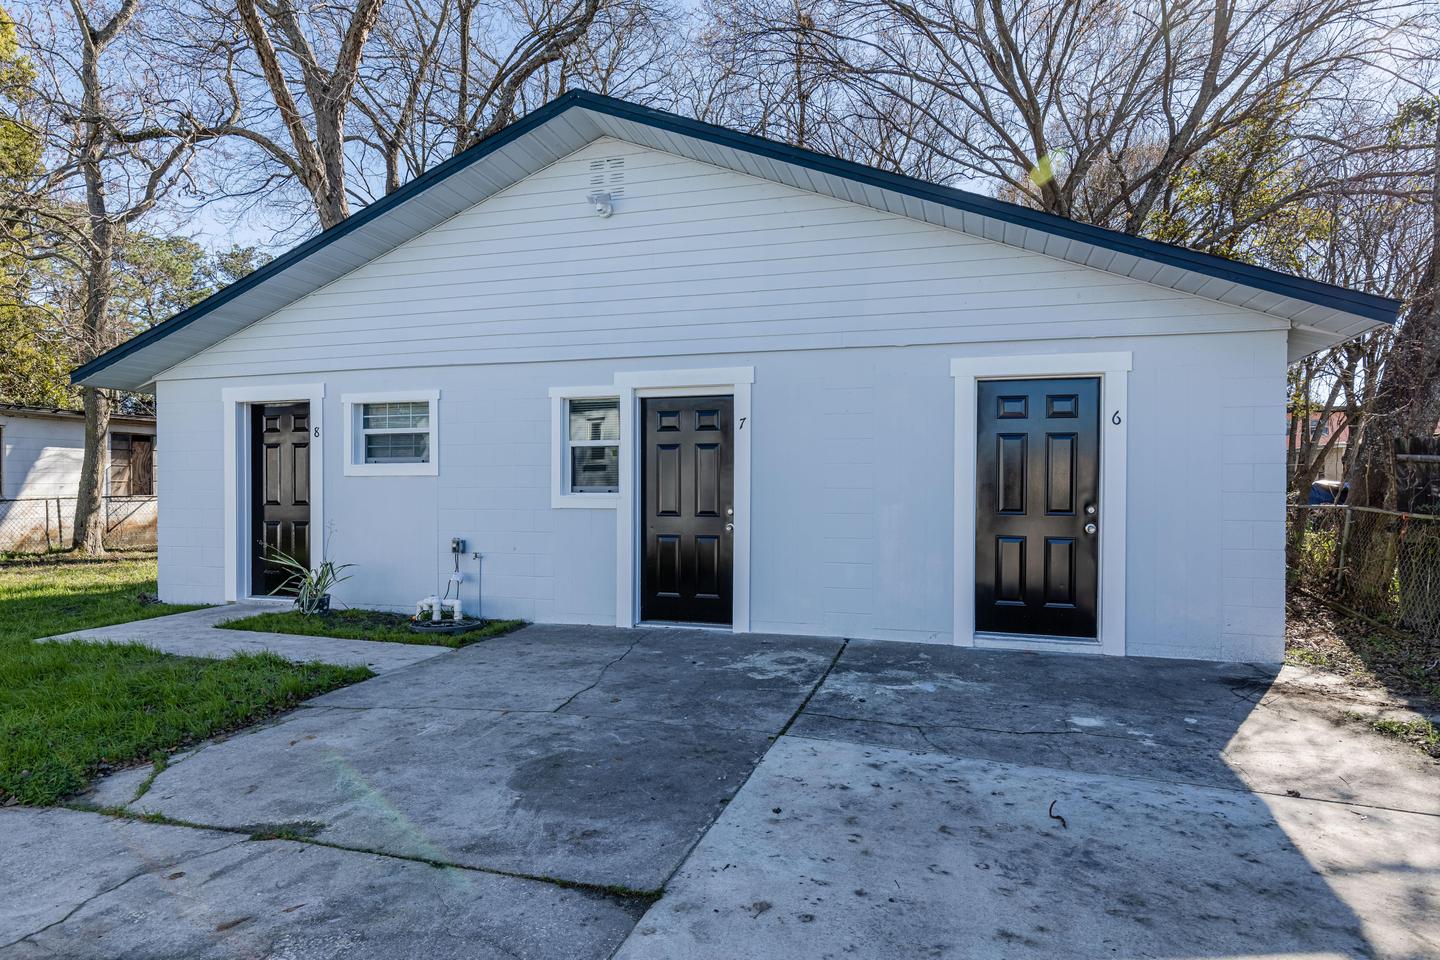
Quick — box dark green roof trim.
[72,90,1400,385]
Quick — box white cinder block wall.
[154,138,1289,662]
[0,414,157,499]
[0,415,88,499]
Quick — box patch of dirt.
[1348,713,1440,761]
[1286,591,1440,705]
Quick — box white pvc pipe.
[417,595,440,621]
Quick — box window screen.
[567,397,619,493]
[361,401,431,464]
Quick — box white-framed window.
[342,390,440,476]
[550,386,620,507]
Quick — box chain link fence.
[0,496,157,553]
[1289,504,1440,637]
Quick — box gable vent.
[589,157,625,197]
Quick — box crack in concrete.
[52,804,663,907]
[553,638,643,714]
[0,834,250,950]
[636,637,853,923]
[775,640,849,739]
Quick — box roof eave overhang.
[72,91,1401,391]
[0,407,155,425]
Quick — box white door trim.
[951,352,1129,655]
[613,367,753,632]
[221,383,326,602]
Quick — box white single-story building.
[72,93,1397,662]
[0,404,158,551]
[0,404,157,501]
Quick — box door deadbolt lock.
[1085,505,1096,515]
[1084,523,1097,535]
[726,507,734,516]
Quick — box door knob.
[724,523,734,533]
[1084,523,1097,535]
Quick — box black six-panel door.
[642,396,734,624]
[251,402,312,596]
[976,378,1100,638]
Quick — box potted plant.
[263,544,355,614]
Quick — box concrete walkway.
[3,626,1438,959]
[44,603,451,673]
[1,808,641,960]
[623,643,1440,960]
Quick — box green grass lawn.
[0,553,371,806]
[217,607,525,648]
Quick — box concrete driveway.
[3,625,1437,959]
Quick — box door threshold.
[973,631,1102,654]
[637,620,734,632]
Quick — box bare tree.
[1349,99,1440,511]
[447,0,606,149]
[231,0,386,228]
[195,0,631,227]
[1278,110,1432,500]
[521,0,678,102]
[677,0,951,174]
[736,0,1413,229]
[10,0,232,553]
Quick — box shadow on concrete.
[618,640,1437,959]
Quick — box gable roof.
[72,90,1400,390]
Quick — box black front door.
[642,396,734,624]
[976,378,1100,638]
[251,402,311,596]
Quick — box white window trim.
[341,390,440,477]
[221,382,326,603]
[951,352,1130,656]
[549,385,621,508]
[612,366,754,633]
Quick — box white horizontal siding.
[162,139,1288,383]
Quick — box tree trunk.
[73,385,111,553]
[70,4,120,556]
[1334,119,1440,606]
[1351,265,1440,509]
[313,106,350,229]
[70,223,115,555]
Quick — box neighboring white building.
[72,93,1397,662]
[0,404,157,550]
[0,405,157,500]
